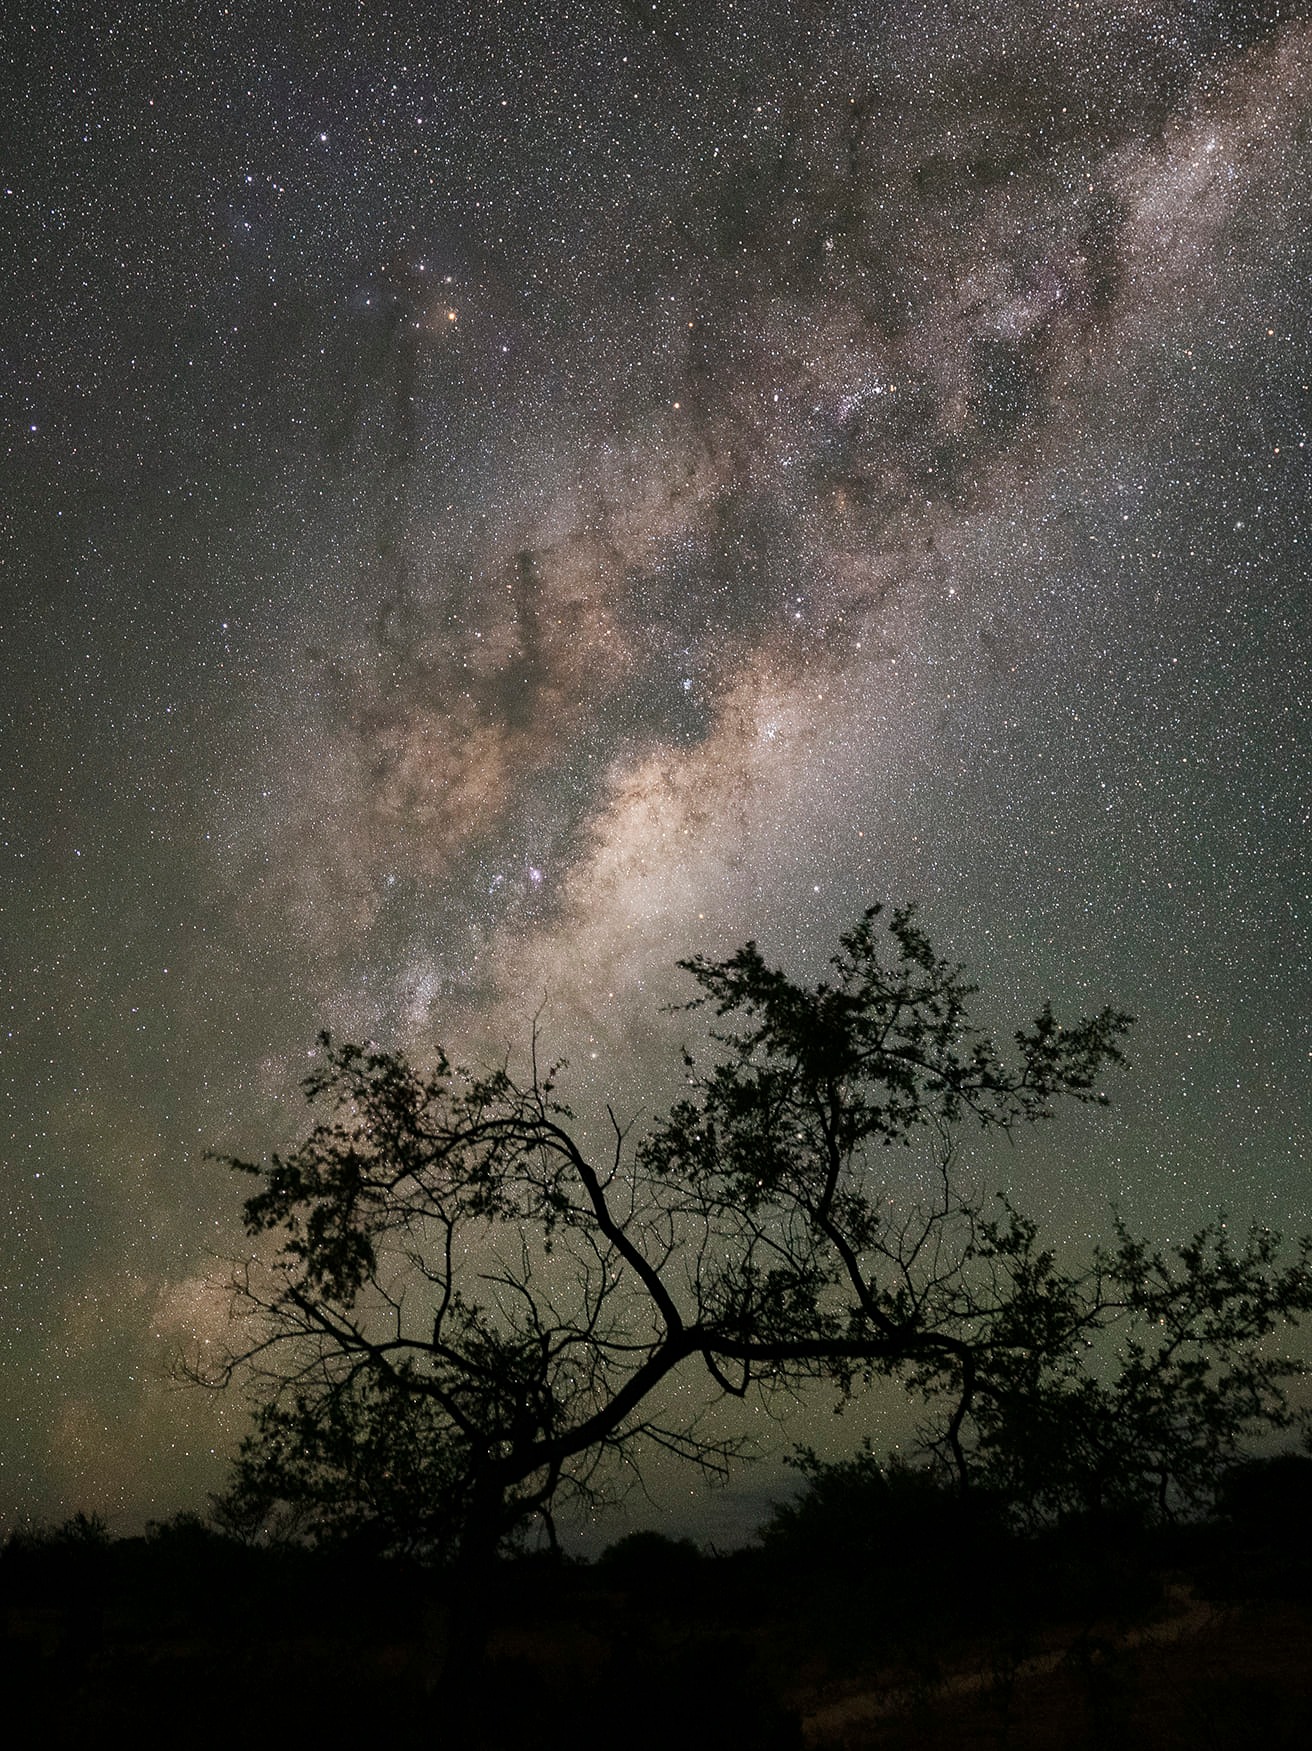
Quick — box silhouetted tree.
[1219,1450,1312,1546]
[907,1206,1312,1528]
[759,1444,978,1576]
[595,1528,704,1594]
[200,905,1307,1677]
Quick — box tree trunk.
[422,1482,505,1743]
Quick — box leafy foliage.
[199,905,1307,1567]
[759,1444,982,1573]
[908,1209,1312,1525]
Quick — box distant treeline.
[3,1451,1310,1751]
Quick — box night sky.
[4,1,1311,1543]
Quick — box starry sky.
[4,0,1311,1542]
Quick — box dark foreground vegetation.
[14,910,1306,1744]
[5,1452,1311,1750]
[201,907,1311,1592]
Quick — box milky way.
[5,1,1311,1534]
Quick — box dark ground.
[3,1503,1309,1748]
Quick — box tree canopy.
[202,906,1310,1565]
